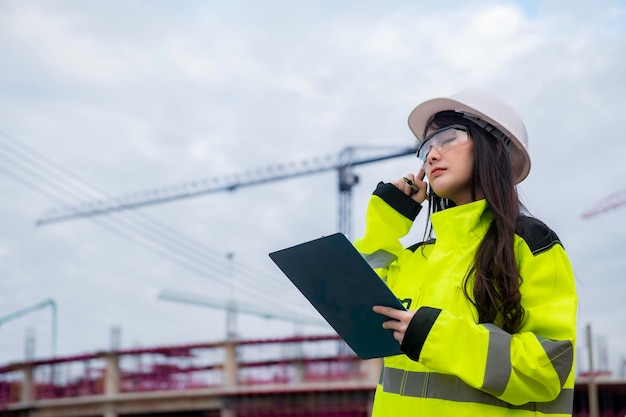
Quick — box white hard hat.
[407,88,531,184]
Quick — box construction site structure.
[0,300,57,359]
[36,145,419,238]
[1,334,626,417]
[0,334,379,417]
[582,189,626,219]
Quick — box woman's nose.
[427,147,440,162]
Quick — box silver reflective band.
[537,336,574,388]
[480,325,573,395]
[481,323,512,396]
[416,124,470,161]
[381,367,573,415]
[361,249,397,269]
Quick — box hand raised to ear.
[391,169,427,204]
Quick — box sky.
[1,0,625,376]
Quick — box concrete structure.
[1,334,624,417]
[0,335,380,417]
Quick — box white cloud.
[470,5,524,37]
[1,4,128,82]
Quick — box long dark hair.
[424,111,524,333]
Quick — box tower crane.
[0,299,57,357]
[159,290,325,326]
[582,189,626,219]
[37,145,418,238]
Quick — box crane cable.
[0,130,322,322]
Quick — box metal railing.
[0,334,367,408]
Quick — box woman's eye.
[440,137,456,147]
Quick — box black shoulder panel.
[515,216,563,256]
[406,238,436,253]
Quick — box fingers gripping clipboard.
[269,233,406,359]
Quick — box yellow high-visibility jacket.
[354,183,578,417]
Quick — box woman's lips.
[430,167,445,176]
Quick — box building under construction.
[1,333,625,417]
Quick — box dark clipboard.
[269,232,406,359]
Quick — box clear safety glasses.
[416,124,471,161]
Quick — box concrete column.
[103,353,120,417]
[103,403,118,417]
[366,390,376,417]
[293,360,306,384]
[104,353,120,396]
[362,358,383,384]
[223,342,238,387]
[21,365,33,404]
[221,408,236,417]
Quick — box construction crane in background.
[582,189,626,219]
[159,289,326,340]
[0,299,57,358]
[37,145,418,238]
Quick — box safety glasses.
[416,124,471,161]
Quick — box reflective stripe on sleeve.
[361,249,397,269]
[536,335,574,387]
[380,367,573,415]
[480,325,574,394]
[481,323,512,396]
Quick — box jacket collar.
[430,199,492,248]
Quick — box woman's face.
[423,126,477,205]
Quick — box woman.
[354,88,577,416]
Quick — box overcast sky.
[1,0,625,376]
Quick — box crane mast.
[37,145,418,237]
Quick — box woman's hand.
[373,305,417,344]
[391,168,428,204]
